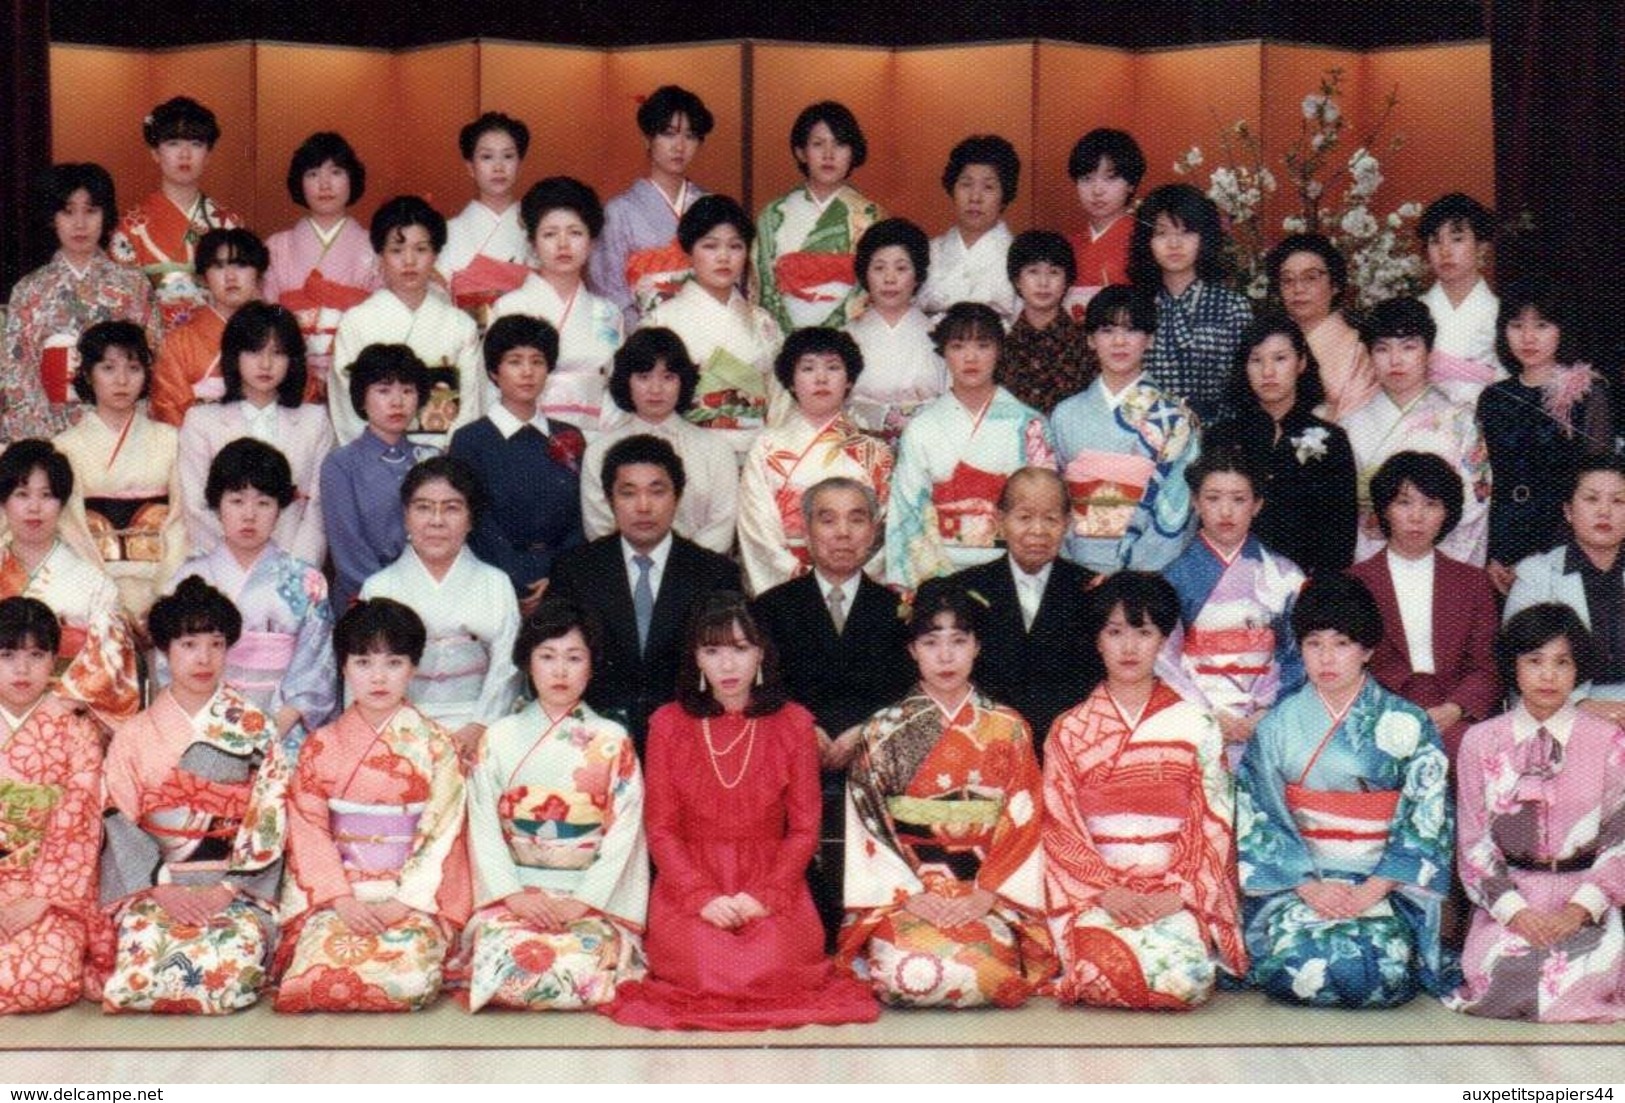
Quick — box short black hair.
[483,314,558,379]
[942,134,1019,208]
[1566,454,1625,500]
[149,576,243,650]
[400,455,486,525]
[335,598,427,665]
[37,163,116,249]
[143,96,220,149]
[1226,312,1324,417]
[348,343,431,420]
[459,111,530,161]
[0,439,73,502]
[1360,296,1437,351]
[1085,570,1180,640]
[1007,229,1077,286]
[605,328,699,415]
[1495,275,1581,369]
[1497,603,1595,692]
[773,326,864,392]
[677,194,754,253]
[1067,128,1146,189]
[1128,183,1234,288]
[513,597,603,673]
[1185,441,1268,498]
[789,101,867,174]
[0,596,60,655]
[676,591,787,717]
[196,227,269,277]
[1292,574,1383,649]
[1417,192,1494,242]
[1369,451,1464,542]
[519,176,605,240]
[286,131,367,208]
[855,217,931,294]
[931,301,1006,356]
[600,433,686,501]
[73,321,153,405]
[205,438,296,511]
[1265,232,1348,304]
[369,195,447,255]
[221,302,307,407]
[907,577,987,642]
[637,86,714,140]
[1082,283,1157,335]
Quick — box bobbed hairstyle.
[1184,440,1268,498]
[0,596,61,655]
[205,438,296,511]
[1265,232,1349,304]
[1496,276,1582,368]
[1007,229,1077,287]
[0,439,73,502]
[1417,192,1495,242]
[675,591,787,718]
[519,176,605,240]
[286,131,367,207]
[855,217,931,294]
[1292,574,1384,649]
[1496,603,1595,693]
[38,162,116,249]
[1369,451,1464,542]
[606,328,699,415]
[637,85,715,140]
[483,314,559,378]
[221,302,307,407]
[348,343,431,420]
[400,455,486,525]
[1082,283,1158,335]
[143,96,220,149]
[1068,128,1147,189]
[789,101,868,174]
[773,326,864,392]
[148,576,243,650]
[906,577,987,643]
[196,226,269,276]
[369,196,447,255]
[1360,296,1437,351]
[942,135,1020,207]
[677,194,754,253]
[459,111,531,161]
[1085,570,1180,641]
[334,598,427,665]
[931,301,1006,356]
[1566,454,1625,500]
[599,433,686,502]
[1127,183,1234,288]
[1226,312,1324,416]
[73,321,153,404]
[513,597,602,674]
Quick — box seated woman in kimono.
[0,440,139,729]
[166,438,336,758]
[840,578,1055,1008]
[54,321,184,622]
[1447,604,1625,1021]
[95,578,289,1013]
[0,597,103,1014]
[1044,571,1247,1008]
[917,135,1020,323]
[360,456,520,763]
[1236,574,1459,1008]
[738,327,892,595]
[464,598,649,1011]
[274,599,470,1013]
[150,227,268,427]
[842,218,946,449]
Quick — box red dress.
[604,701,878,1030]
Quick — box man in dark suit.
[548,434,740,753]
[953,466,1101,759]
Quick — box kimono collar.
[800,183,846,212]
[1200,532,1261,566]
[1512,701,1576,746]
[1099,373,1147,410]
[0,696,48,736]
[309,216,347,249]
[55,251,96,281]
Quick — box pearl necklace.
[701,716,757,790]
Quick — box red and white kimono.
[263,216,380,397]
[109,191,241,331]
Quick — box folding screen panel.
[391,43,479,225]
[1032,42,1135,233]
[604,44,747,209]
[49,45,152,228]
[1364,43,1495,220]
[479,42,608,192]
[1132,42,1263,210]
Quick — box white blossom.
[1340,207,1379,239]
[1282,215,1309,234]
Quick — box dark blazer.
[752,572,914,738]
[1348,549,1502,756]
[548,534,740,752]
[953,555,1101,758]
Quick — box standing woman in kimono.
[261,132,380,401]
[737,327,892,595]
[149,228,268,427]
[464,599,649,1011]
[1236,574,1458,1008]
[842,218,947,449]
[94,578,290,1013]
[3,162,159,441]
[178,302,333,568]
[0,441,139,729]
[590,86,714,326]
[753,102,884,334]
[274,599,470,1013]
[1044,572,1247,1009]
[438,113,533,326]
[0,598,103,1014]
[916,135,1020,324]
[840,578,1055,1007]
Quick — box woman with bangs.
[842,218,947,449]
[916,136,1021,324]
[150,227,268,426]
[1265,233,1376,422]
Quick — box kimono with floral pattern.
[754,183,883,333]
[110,191,241,331]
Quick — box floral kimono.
[843,307,947,449]
[1236,677,1458,1007]
[110,191,241,330]
[95,687,290,1013]
[754,183,884,333]
[148,307,227,427]
[262,217,380,389]
[840,688,1056,1007]
[1043,683,1247,1008]
[274,704,470,1013]
[0,696,102,1013]
[464,701,648,1011]
[590,178,707,325]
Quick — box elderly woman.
[916,135,1021,323]
[1265,233,1376,422]
[842,218,946,449]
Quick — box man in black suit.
[548,434,740,754]
[953,466,1100,759]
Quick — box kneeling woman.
[465,599,649,1011]
[840,578,1055,1008]
[1236,574,1459,1007]
[96,578,290,1013]
[1043,571,1246,1009]
[274,600,470,1012]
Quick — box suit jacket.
[1503,541,1625,700]
[954,555,1101,758]
[751,572,913,738]
[548,533,740,752]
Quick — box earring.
[755,666,764,687]
[698,672,707,693]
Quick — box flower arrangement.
[1173,68,1424,307]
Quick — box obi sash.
[0,778,62,870]
[141,770,252,869]
[410,632,489,713]
[539,370,608,429]
[451,254,531,329]
[415,365,463,435]
[1184,624,1276,680]
[280,270,371,365]
[1065,451,1156,541]
[84,494,168,564]
[225,631,297,700]
[625,239,690,317]
[1076,777,1190,876]
[1429,348,1498,387]
[329,798,425,880]
[887,793,1000,882]
[1285,783,1400,878]
[688,347,766,432]
[39,334,80,405]
[932,462,1006,547]
[498,786,605,871]
[774,251,856,330]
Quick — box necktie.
[1534,725,1563,776]
[827,582,847,635]
[633,554,655,652]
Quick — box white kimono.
[438,200,533,278]
[917,223,1018,323]
[579,413,738,555]
[491,275,625,434]
[1423,278,1506,404]
[843,307,948,446]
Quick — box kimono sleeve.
[1370,709,1454,896]
[1438,407,1492,567]
[570,730,649,926]
[272,564,338,730]
[588,210,635,322]
[148,340,195,427]
[1234,705,1316,895]
[61,571,139,725]
[735,436,800,597]
[30,711,103,920]
[1125,407,1198,571]
[177,411,223,553]
[284,733,355,912]
[1,283,56,441]
[1041,714,1118,912]
[474,582,522,727]
[466,727,521,908]
[391,727,467,921]
[328,314,367,446]
[287,418,337,568]
[883,417,948,592]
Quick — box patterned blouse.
[997,311,1095,415]
[1144,279,1253,426]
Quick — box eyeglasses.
[1279,269,1330,289]
[407,499,469,521]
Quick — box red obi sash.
[625,239,690,305]
[451,254,531,325]
[1183,624,1277,677]
[1075,778,1191,844]
[773,251,856,303]
[1284,784,1400,844]
[39,336,80,405]
[932,462,1007,546]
